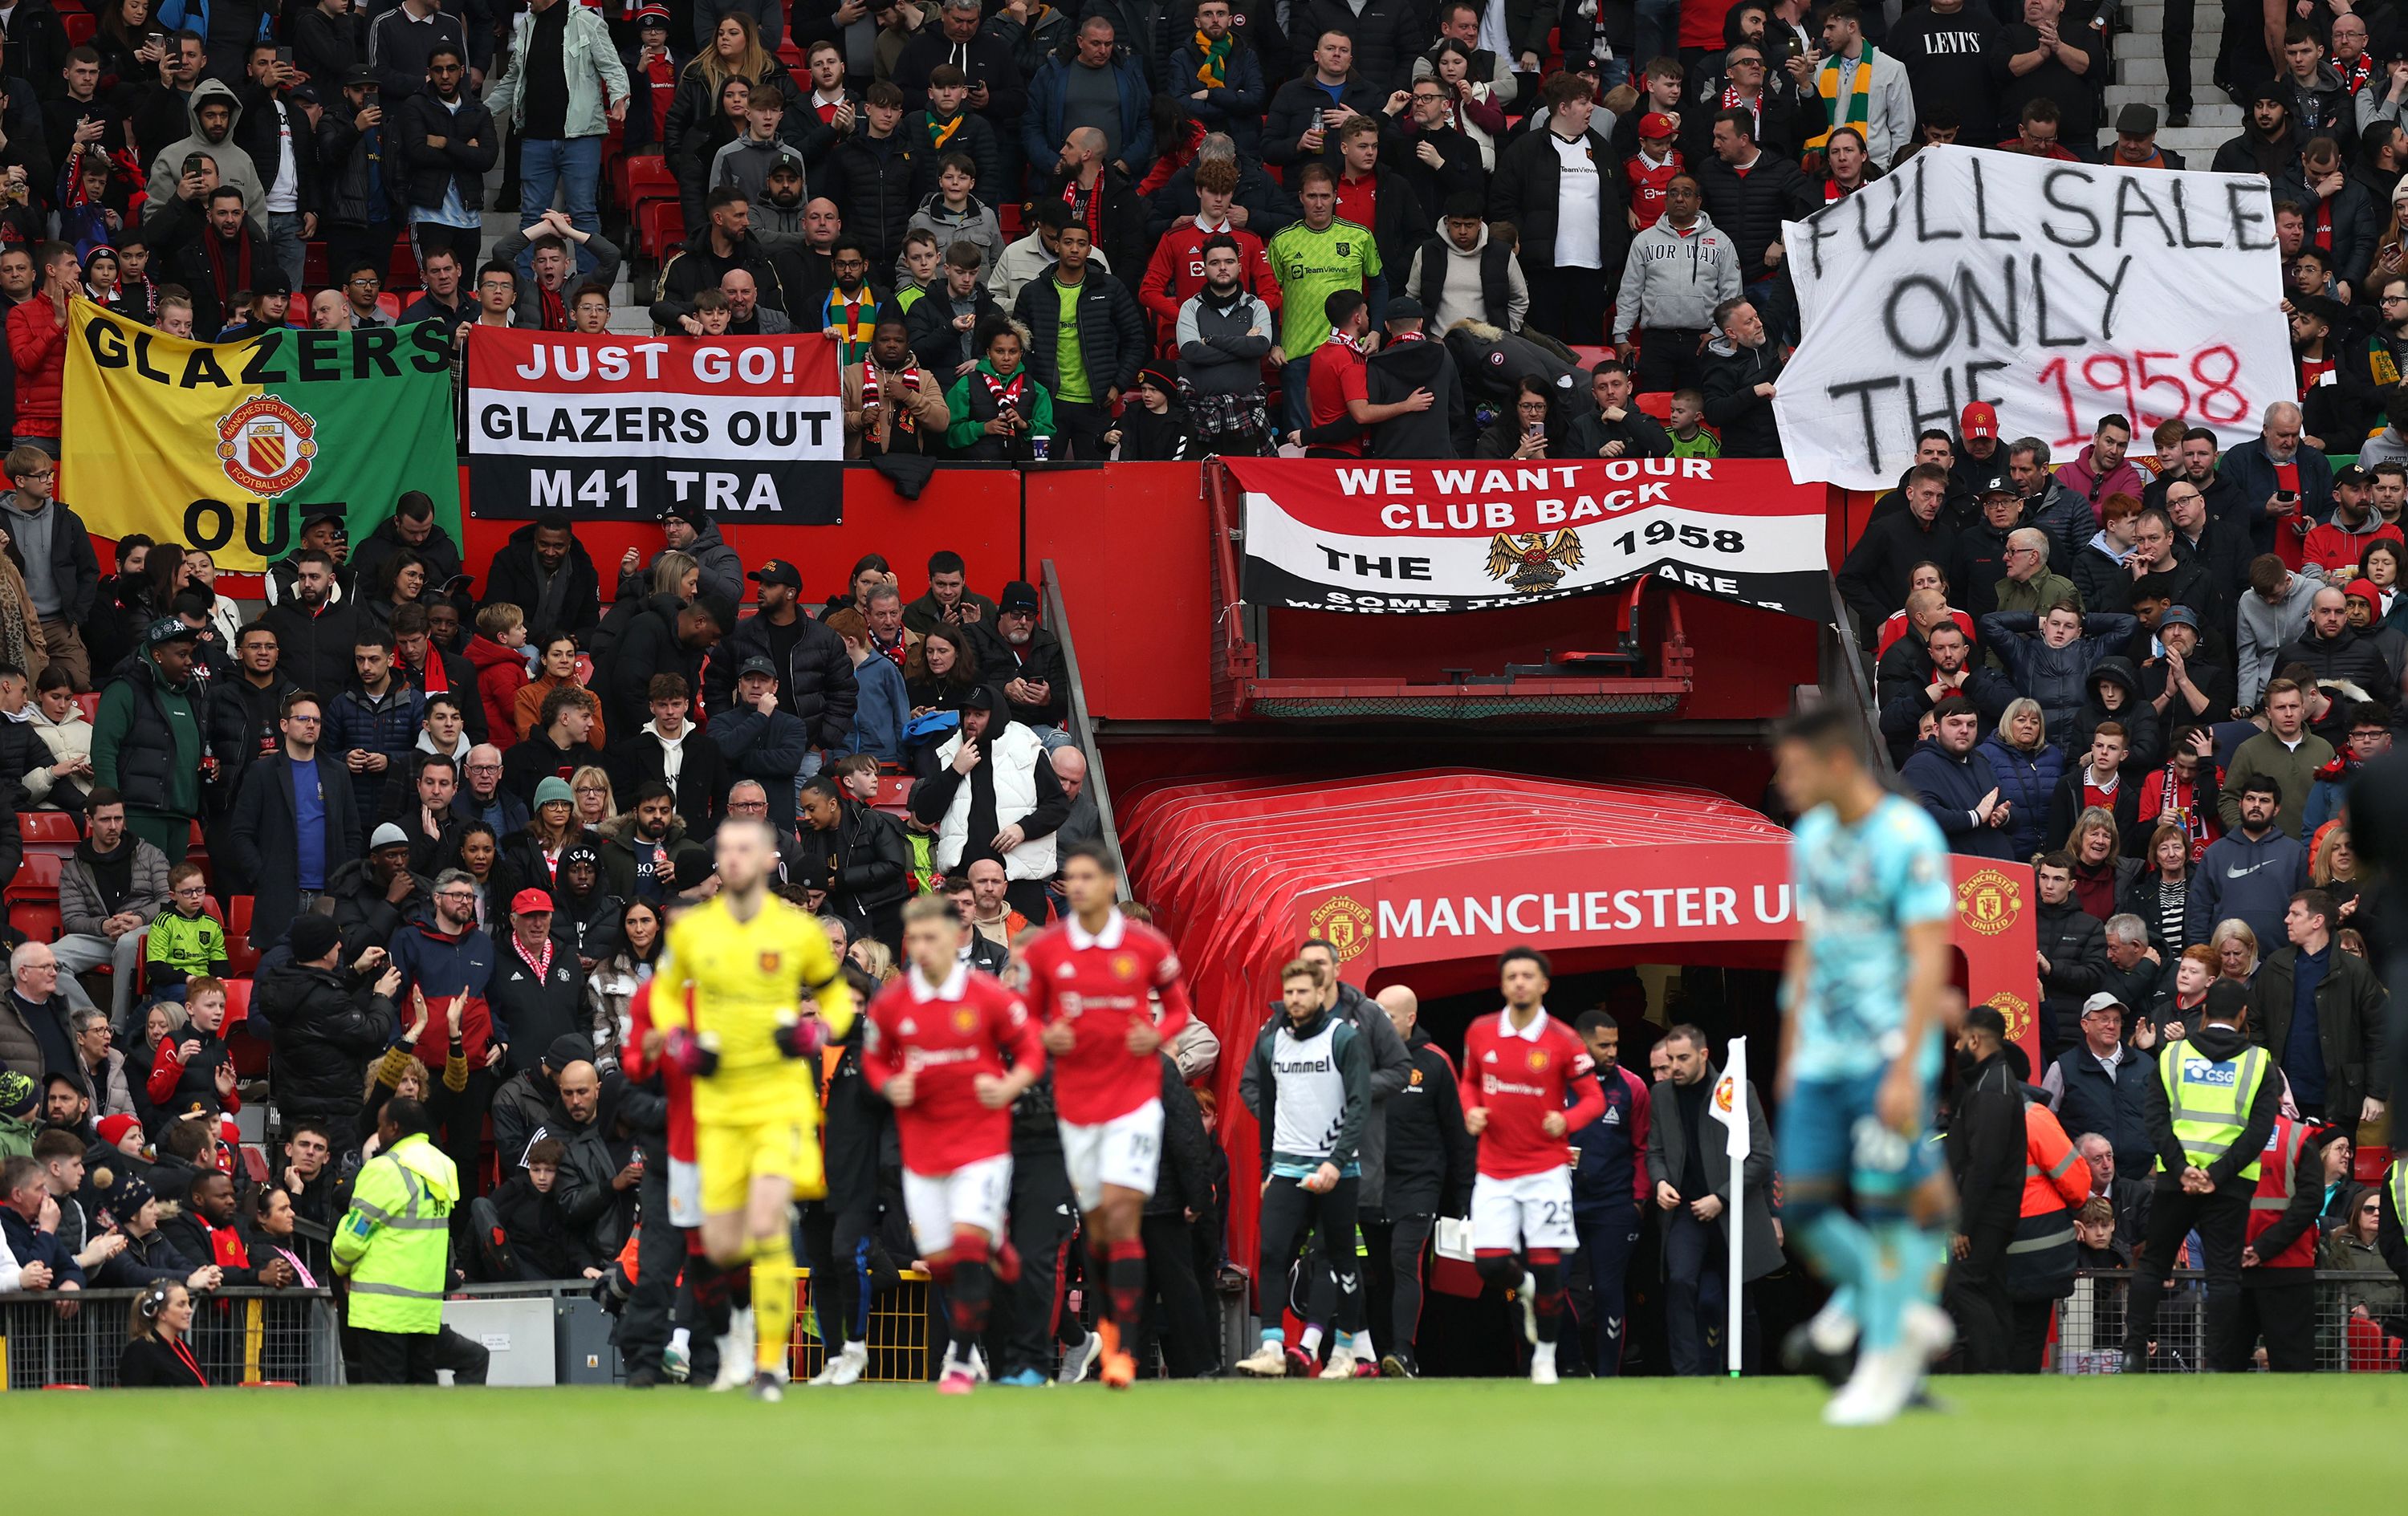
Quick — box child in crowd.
[1665,389,1719,458]
[145,864,230,998]
[490,1136,599,1282]
[691,289,732,335]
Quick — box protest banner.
[1774,144,2293,491]
[1226,457,1828,615]
[465,329,844,521]
[59,300,461,570]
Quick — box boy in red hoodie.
[466,604,532,751]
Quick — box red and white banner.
[1227,457,1830,616]
[465,329,844,521]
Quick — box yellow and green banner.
[61,299,461,571]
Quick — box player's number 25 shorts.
[1058,1099,1164,1212]
[1470,1168,1577,1251]
[694,1115,825,1213]
[902,1154,1015,1255]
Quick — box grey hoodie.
[2236,571,2321,706]
[1612,210,1741,340]
[710,136,807,215]
[1423,222,1530,335]
[900,193,1004,284]
[619,522,743,608]
[2185,823,2308,949]
[144,79,266,234]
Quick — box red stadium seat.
[1634,390,1674,421]
[74,693,100,722]
[376,291,403,322]
[7,850,61,903]
[12,902,59,941]
[20,811,79,848]
[63,11,95,46]
[226,896,259,976]
[303,241,328,289]
[221,975,252,1030]
[637,197,685,262]
[622,153,675,211]
[388,233,421,290]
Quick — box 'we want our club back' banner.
[62,300,461,571]
[1775,144,2295,492]
[465,328,844,522]
[1227,457,1828,616]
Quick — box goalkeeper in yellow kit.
[644,819,852,1401]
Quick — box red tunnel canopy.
[1120,769,2040,1263]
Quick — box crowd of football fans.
[0,0,2406,1384]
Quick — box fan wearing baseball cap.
[1957,400,2002,482]
[485,887,586,1074]
[1624,112,1684,227]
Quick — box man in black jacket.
[254,913,397,1143]
[1290,0,1420,92]
[326,824,432,956]
[698,563,857,754]
[226,691,363,949]
[1698,108,1813,290]
[607,672,729,836]
[906,242,1006,376]
[1840,465,1957,642]
[1700,295,1784,459]
[201,623,296,843]
[2274,585,2394,693]
[1371,984,1471,1378]
[2033,851,2109,1063]
[478,522,600,646]
[1262,29,1405,173]
[795,774,910,947]
[1009,220,1146,459]
[1489,71,1625,345]
[649,189,806,331]
[1564,360,1673,461]
[1362,299,1471,458]
[2120,980,2280,1372]
[489,892,591,1077]
[258,550,362,701]
[390,44,495,269]
[317,66,399,282]
[1942,1005,2025,1372]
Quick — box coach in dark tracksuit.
[1371,994,1474,1378]
[1942,1010,2026,1373]
[1570,1011,1650,1376]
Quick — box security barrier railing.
[0,1288,344,1389]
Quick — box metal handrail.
[1038,557,1129,902]
[1821,570,1895,780]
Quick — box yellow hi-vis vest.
[2156,1044,2269,1181]
[331,1132,459,1334]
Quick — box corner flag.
[1707,1036,1750,1376]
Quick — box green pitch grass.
[19,1376,2406,1510]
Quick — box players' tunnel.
[1117,769,2043,1274]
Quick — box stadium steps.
[2100,0,2242,159]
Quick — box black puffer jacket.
[2035,897,2107,1053]
[325,856,432,960]
[254,943,397,1130]
[1011,268,1149,405]
[600,593,710,740]
[201,673,297,819]
[649,228,806,328]
[818,132,921,268]
[793,797,910,944]
[1698,149,1816,282]
[1700,334,1784,460]
[699,608,859,748]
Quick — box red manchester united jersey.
[862,964,1045,1173]
[1021,909,1192,1125]
[1462,1008,1605,1180]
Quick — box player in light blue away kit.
[1772,706,1959,1426]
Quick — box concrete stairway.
[2099,0,2236,160]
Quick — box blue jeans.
[519,135,604,274]
[1281,356,1313,439]
[266,210,307,289]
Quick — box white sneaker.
[1317,1346,1361,1380]
[811,1339,868,1387]
[968,1343,990,1384]
[1901,1302,1956,1364]
[1822,1347,1917,1427]
[1528,1340,1558,1386]
[1235,1340,1289,1377]
[1807,1299,1861,1357]
[710,1308,756,1392]
[1517,1271,1540,1346]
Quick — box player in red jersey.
[1461,946,1606,1384]
[862,896,1047,1394]
[1019,841,1193,1389]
